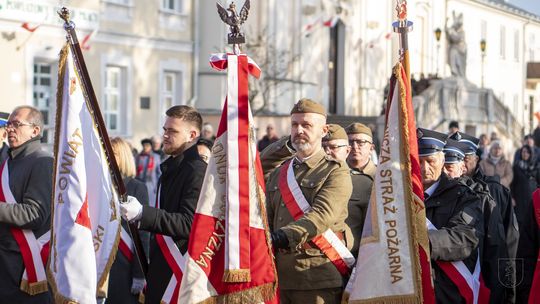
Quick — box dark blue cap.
[449,131,479,155]
[444,139,468,164]
[0,112,8,128]
[417,128,447,156]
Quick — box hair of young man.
[165,105,203,132]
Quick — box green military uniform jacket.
[261,137,353,290]
[346,160,376,257]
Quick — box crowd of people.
[0,101,539,304]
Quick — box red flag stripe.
[75,194,92,229]
[529,189,540,303]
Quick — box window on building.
[500,26,506,59]
[160,71,183,127]
[161,0,182,12]
[33,62,54,143]
[104,66,124,133]
[481,20,487,40]
[514,30,519,61]
[530,34,536,61]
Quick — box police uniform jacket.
[138,144,206,304]
[425,173,483,304]
[261,137,353,290]
[346,161,375,258]
[0,137,52,303]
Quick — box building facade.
[0,0,196,147]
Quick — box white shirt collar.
[424,179,440,197]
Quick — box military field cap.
[290,98,327,117]
[443,139,468,164]
[141,138,152,145]
[449,131,479,155]
[417,128,447,156]
[0,112,8,128]
[324,124,348,141]
[345,122,372,138]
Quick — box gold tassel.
[20,279,48,295]
[222,269,251,283]
[196,281,277,304]
[138,292,145,304]
[349,295,420,304]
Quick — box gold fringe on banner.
[197,281,276,304]
[350,295,420,304]
[138,292,145,304]
[222,269,251,283]
[20,279,48,295]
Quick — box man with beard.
[450,131,519,303]
[417,128,483,303]
[120,105,207,304]
[323,124,372,258]
[261,99,352,303]
[345,123,376,179]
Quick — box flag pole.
[58,7,148,277]
[392,0,413,84]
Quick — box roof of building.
[474,0,540,22]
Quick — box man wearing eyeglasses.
[345,123,376,179]
[323,124,372,258]
[0,112,9,164]
[0,106,52,303]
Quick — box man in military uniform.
[417,128,483,303]
[442,138,468,178]
[323,124,373,258]
[345,123,376,179]
[450,131,519,303]
[261,99,353,304]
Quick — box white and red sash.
[0,160,49,295]
[278,159,355,275]
[119,226,134,262]
[153,185,186,304]
[427,219,488,304]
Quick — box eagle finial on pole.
[216,0,250,45]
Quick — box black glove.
[271,230,289,249]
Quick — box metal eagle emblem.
[217,0,250,44]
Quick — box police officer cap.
[345,122,373,138]
[417,128,447,156]
[449,131,479,155]
[444,139,468,164]
[324,124,348,141]
[290,98,327,117]
[141,138,152,146]
[0,112,8,128]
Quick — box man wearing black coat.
[0,106,52,303]
[120,105,207,304]
[418,128,484,303]
[450,131,520,303]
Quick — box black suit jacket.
[139,144,206,304]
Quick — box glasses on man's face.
[5,120,34,129]
[349,139,372,147]
[324,144,348,151]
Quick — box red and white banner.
[178,53,277,303]
[0,161,49,295]
[49,44,120,303]
[346,63,435,303]
[279,159,355,275]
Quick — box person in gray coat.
[0,106,52,303]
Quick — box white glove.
[131,278,146,295]
[120,196,143,222]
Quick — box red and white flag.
[178,53,277,303]
[48,44,121,304]
[346,63,435,303]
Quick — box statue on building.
[446,11,467,78]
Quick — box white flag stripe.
[226,54,241,270]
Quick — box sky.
[508,0,540,16]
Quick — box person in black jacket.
[106,137,150,304]
[511,145,540,226]
[418,128,483,304]
[120,105,207,304]
[0,106,52,303]
[450,131,519,303]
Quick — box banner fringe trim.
[20,279,48,295]
[222,269,251,283]
[195,281,277,304]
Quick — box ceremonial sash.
[153,186,186,304]
[529,190,540,304]
[278,159,355,275]
[427,219,488,304]
[0,160,49,295]
[119,226,134,262]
